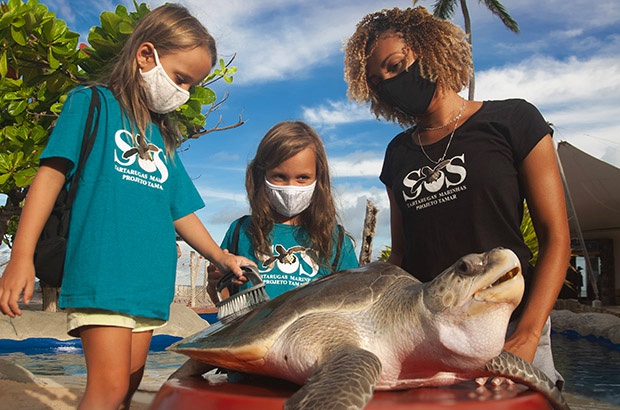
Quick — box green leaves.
[205,57,238,85]
[520,202,539,265]
[81,2,150,77]
[0,0,83,241]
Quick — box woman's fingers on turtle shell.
[475,377,488,386]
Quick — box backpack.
[33,87,102,287]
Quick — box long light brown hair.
[245,121,342,267]
[344,6,472,127]
[97,3,216,155]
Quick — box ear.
[136,42,156,71]
[403,47,417,66]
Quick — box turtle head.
[421,248,524,364]
[423,247,523,312]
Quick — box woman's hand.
[475,331,539,387]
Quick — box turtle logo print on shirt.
[402,153,467,209]
[259,244,319,278]
[113,129,169,190]
[122,134,158,162]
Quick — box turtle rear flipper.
[484,351,570,410]
[284,346,382,410]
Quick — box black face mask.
[377,60,437,116]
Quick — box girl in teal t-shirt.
[208,121,358,302]
[0,5,252,409]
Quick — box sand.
[0,379,153,410]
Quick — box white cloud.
[476,55,620,105]
[196,186,246,203]
[329,151,384,178]
[208,151,242,163]
[302,101,374,128]
[181,0,413,85]
[475,54,620,167]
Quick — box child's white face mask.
[265,179,316,218]
[140,48,190,114]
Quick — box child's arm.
[0,158,70,317]
[174,213,255,277]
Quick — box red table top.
[149,377,552,410]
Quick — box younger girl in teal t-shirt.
[209,121,358,301]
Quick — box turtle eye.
[457,260,470,274]
[456,258,480,276]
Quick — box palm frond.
[432,0,458,19]
[480,0,520,33]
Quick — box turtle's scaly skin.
[170,248,569,410]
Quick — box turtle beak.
[473,248,523,307]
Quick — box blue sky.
[45,0,620,267]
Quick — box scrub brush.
[215,265,270,322]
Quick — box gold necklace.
[418,102,466,131]
[417,101,465,166]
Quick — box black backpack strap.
[230,215,249,254]
[227,215,250,295]
[55,87,101,238]
[331,224,344,271]
[65,87,101,210]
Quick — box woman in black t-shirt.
[344,6,570,388]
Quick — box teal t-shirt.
[41,86,204,321]
[221,216,358,299]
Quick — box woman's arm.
[504,134,571,361]
[386,187,406,268]
[0,158,70,317]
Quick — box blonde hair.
[245,121,342,267]
[97,3,216,154]
[344,6,472,127]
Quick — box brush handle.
[215,265,262,293]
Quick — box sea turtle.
[169,248,569,410]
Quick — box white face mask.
[265,179,316,218]
[140,48,190,114]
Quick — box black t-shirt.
[380,99,552,283]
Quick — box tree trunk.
[189,251,199,308]
[460,0,475,100]
[41,285,59,312]
[358,199,379,266]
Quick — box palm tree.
[413,0,519,100]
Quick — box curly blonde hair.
[344,6,472,126]
[245,121,343,268]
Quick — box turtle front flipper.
[284,345,382,410]
[167,358,216,381]
[484,350,570,410]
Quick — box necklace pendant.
[424,159,451,183]
[429,170,441,183]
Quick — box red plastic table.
[149,377,552,410]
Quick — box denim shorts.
[66,308,167,337]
